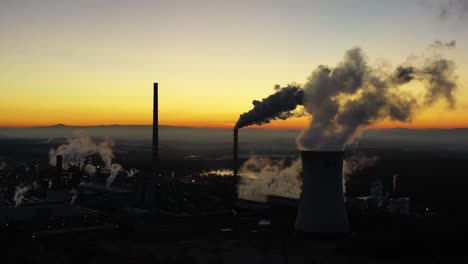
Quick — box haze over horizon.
[1,0,468,129]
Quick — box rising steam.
[70,188,78,205]
[106,164,122,188]
[49,132,115,169]
[49,132,123,188]
[84,164,97,177]
[235,45,458,151]
[238,154,378,202]
[14,185,30,208]
[238,156,302,202]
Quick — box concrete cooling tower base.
[295,151,349,235]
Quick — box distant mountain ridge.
[1,124,468,146]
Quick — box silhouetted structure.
[56,155,62,172]
[153,82,159,173]
[296,151,349,235]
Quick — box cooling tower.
[295,151,349,235]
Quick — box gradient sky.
[1,0,467,129]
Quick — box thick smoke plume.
[238,154,377,202]
[236,46,458,150]
[235,84,304,129]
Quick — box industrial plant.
[0,83,466,263]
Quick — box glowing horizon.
[1,1,467,130]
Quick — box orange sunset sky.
[1,1,467,130]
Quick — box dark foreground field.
[1,133,468,263]
[2,207,468,264]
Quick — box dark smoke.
[299,47,457,150]
[420,58,457,108]
[393,66,416,84]
[430,40,456,49]
[236,45,458,151]
[235,84,303,129]
[438,0,468,19]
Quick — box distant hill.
[0,124,298,143]
[0,125,467,149]
[361,128,468,144]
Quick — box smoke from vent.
[14,185,30,208]
[438,0,468,19]
[70,188,78,205]
[127,168,139,177]
[235,45,458,151]
[0,161,6,170]
[238,156,302,202]
[49,132,124,188]
[106,164,122,188]
[235,84,304,129]
[84,164,97,177]
[49,132,115,169]
[430,40,456,49]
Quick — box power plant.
[0,81,457,263]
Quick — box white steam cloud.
[14,185,30,208]
[238,154,377,202]
[238,156,302,202]
[49,132,115,169]
[84,164,97,177]
[127,168,139,177]
[106,164,122,189]
[70,188,78,205]
[49,132,123,188]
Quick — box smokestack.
[233,129,239,200]
[233,129,238,178]
[153,83,159,173]
[295,151,349,235]
[56,155,63,171]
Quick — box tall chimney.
[152,83,159,173]
[295,151,349,235]
[233,129,238,178]
[56,155,63,171]
[233,128,239,202]
[55,154,63,188]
